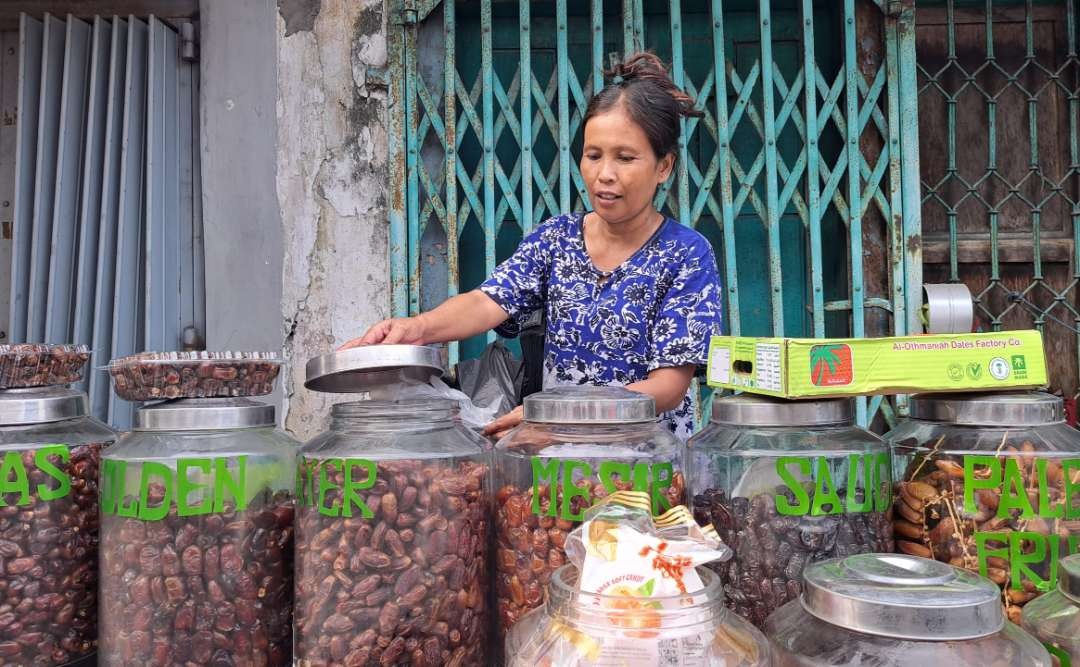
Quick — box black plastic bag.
[456,340,522,419]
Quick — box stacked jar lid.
[0,344,114,667]
[99,350,295,666]
[297,345,491,666]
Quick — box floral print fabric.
[479,212,723,439]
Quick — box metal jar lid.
[135,398,275,431]
[801,553,1003,641]
[0,387,87,425]
[908,391,1062,426]
[710,394,853,427]
[305,345,443,393]
[524,386,655,424]
[1059,554,1080,603]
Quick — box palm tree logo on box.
[810,344,853,386]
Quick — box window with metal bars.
[0,12,203,428]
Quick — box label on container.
[961,455,1080,592]
[529,458,675,520]
[0,445,73,506]
[295,457,378,518]
[100,455,250,520]
[773,453,892,517]
[1043,644,1071,667]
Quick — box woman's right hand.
[339,316,427,350]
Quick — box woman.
[343,52,723,440]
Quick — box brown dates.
[109,351,280,401]
[294,458,489,666]
[0,344,90,388]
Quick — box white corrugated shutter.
[10,13,203,428]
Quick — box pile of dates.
[294,458,489,667]
[0,344,90,388]
[0,444,103,666]
[494,472,685,636]
[694,486,894,629]
[109,351,280,401]
[894,442,1080,623]
[99,488,294,666]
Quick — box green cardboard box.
[705,330,1048,398]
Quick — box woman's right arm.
[339,290,510,349]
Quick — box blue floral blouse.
[479,212,724,439]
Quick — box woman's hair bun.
[604,51,701,120]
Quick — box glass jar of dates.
[766,553,1051,666]
[493,386,685,642]
[1021,553,1080,666]
[0,386,115,667]
[688,395,893,629]
[887,392,1080,623]
[99,398,297,666]
[505,564,771,666]
[294,398,491,667]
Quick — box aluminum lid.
[908,391,1063,426]
[524,386,655,424]
[305,345,443,393]
[0,387,87,425]
[710,394,854,427]
[135,398,275,431]
[801,553,1004,641]
[1059,554,1080,603]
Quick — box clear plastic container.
[294,398,491,666]
[1021,553,1080,666]
[494,386,685,640]
[0,386,115,667]
[98,398,296,666]
[0,343,90,388]
[887,392,1080,622]
[108,351,281,401]
[688,395,893,628]
[505,564,770,666]
[766,553,1051,666]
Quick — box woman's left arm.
[628,366,697,412]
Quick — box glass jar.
[0,386,115,667]
[505,564,770,666]
[688,395,893,628]
[887,391,1080,622]
[294,398,491,666]
[98,398,297,666]
[493,386,685,639]
[1021,553,1080,666]
[766,553,1051,665]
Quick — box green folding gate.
[387,0,924,426]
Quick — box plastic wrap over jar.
[688,395,893,628]
[887,392,1080,623]
[1021,553,1080,666]
[294,399,491,666]
[98,398,296,666]
[0,386,115,667]
[494,386,686,641]
[766,553,1051,666]
[505,565,769,666]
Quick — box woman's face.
[580,104,674,226]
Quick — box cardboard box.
[705,330,1047,398]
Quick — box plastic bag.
[455,340,522,418]
[366,372,500,431]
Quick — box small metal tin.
[305,345,443,393]
[908,391,1062,426]
[134,398,275,431]
[710,394,853,427]
[922,283,974,334]
[524,386,655,424]
[1059,554,1080,603]
[801,553,1004,641]
[0,387,87,425]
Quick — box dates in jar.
[99,455,294,666]
[895,447,1080,622]
[0,444,102,667]
[495,458,684,635]
[294,457,489,667]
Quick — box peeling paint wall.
[276,0,390,439]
